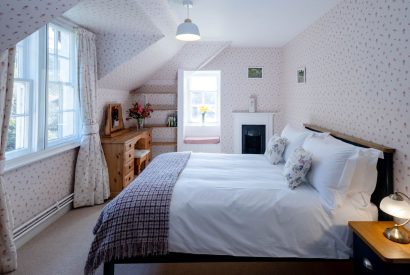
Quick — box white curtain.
[73,28,109,208]
[0,48,17,273]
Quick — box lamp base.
[383,225,410,244]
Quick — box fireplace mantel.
[232,112,275,154]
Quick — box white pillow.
[284,147,313,189]
[281,125,311,162]
[302,135,359,211]
[343,147,382,206]
[264,135,287,164]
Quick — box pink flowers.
[126,102,154,120]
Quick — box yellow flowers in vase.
[199,105,209,124]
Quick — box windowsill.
[185,123,220,127]
[5,141,81,173]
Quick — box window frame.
[185,71,221,126]
[5,19,81,169]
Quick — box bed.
[87,124,395,275]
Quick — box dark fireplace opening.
[242,125,266,154]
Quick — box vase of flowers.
[126,102,154,129]
[199,105,209,124]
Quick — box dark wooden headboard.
[303,124,395,221]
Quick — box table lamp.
[380,192,410,244]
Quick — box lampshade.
[176,19,201,41]
[380,193,410,219]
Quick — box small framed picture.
[297,67,306,83]
[248,67,263,79]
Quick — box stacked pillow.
[302,135,359,210]
[271,124,382,212]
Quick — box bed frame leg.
[104,262,114,275]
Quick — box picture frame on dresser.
[104,103,125,137]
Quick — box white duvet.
[168,153,377,259]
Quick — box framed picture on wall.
[248,67,263,79]
[297,67,306,83]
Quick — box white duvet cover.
[169,153,377,259]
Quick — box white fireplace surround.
[233,112,275,154]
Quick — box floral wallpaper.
[63,0,163,79]
[281,0,410,196]
[147,41,231,82]
[4,150,78,228]
[96,88,135,130]
[203,47,283,153]
[0,0,81,52]
[64,0,184,91]
[3,87,132,229]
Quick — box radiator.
[13,193,74,242]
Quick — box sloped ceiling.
[0,0,81,52]
[64,0,165,79]
[147,41,231,83]
[64,0,184,90]
[169,0,341,47]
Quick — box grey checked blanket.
[84,152,191,274]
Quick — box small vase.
[201,113,205,124]
[137,118,144,129]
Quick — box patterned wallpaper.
[63,0,164,78]
[64,0,184,90]
[3,87,132,229]
[0,0,81,52]
[4,150,78,228]
[281,0,410,196]
[96,87,135,130]
[148,41,231,82]
[203,47,283,153]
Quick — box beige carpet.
[11,204,354,275]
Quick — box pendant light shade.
[176,0,201,41]
[176,19,200,41]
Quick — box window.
[6,22,79,161]
[186,71,221,124]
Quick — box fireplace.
[232,112,275,154]
[242,125,266,154]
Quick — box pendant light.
[176,0,201,41]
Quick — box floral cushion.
[284,147,313,189]
[264,135,287,164]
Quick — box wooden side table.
[349,221,410,274]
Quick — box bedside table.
[349,221,410,274]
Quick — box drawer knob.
[362,258,373,270]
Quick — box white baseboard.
[14,201,72,249]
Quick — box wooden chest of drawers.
[101,128,152,198]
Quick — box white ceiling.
[169,0,341,47]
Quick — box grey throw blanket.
[84,152,191,274]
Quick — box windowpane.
[190,92,202,105]
[58,30,71,58]
[189,76,217,91]
[48,83,60,114]
[58,57,70,82]
[48,55,57,81]
[190,106,200,122]
[47,23,78,145]
[204,92,216,105]
[47,112,59,141]
[7,23,80,160]
[63,85,74,110]
[6,31,39,157]
[6,116,29,152]
[62,112,74,137]
[48,27,55,54]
